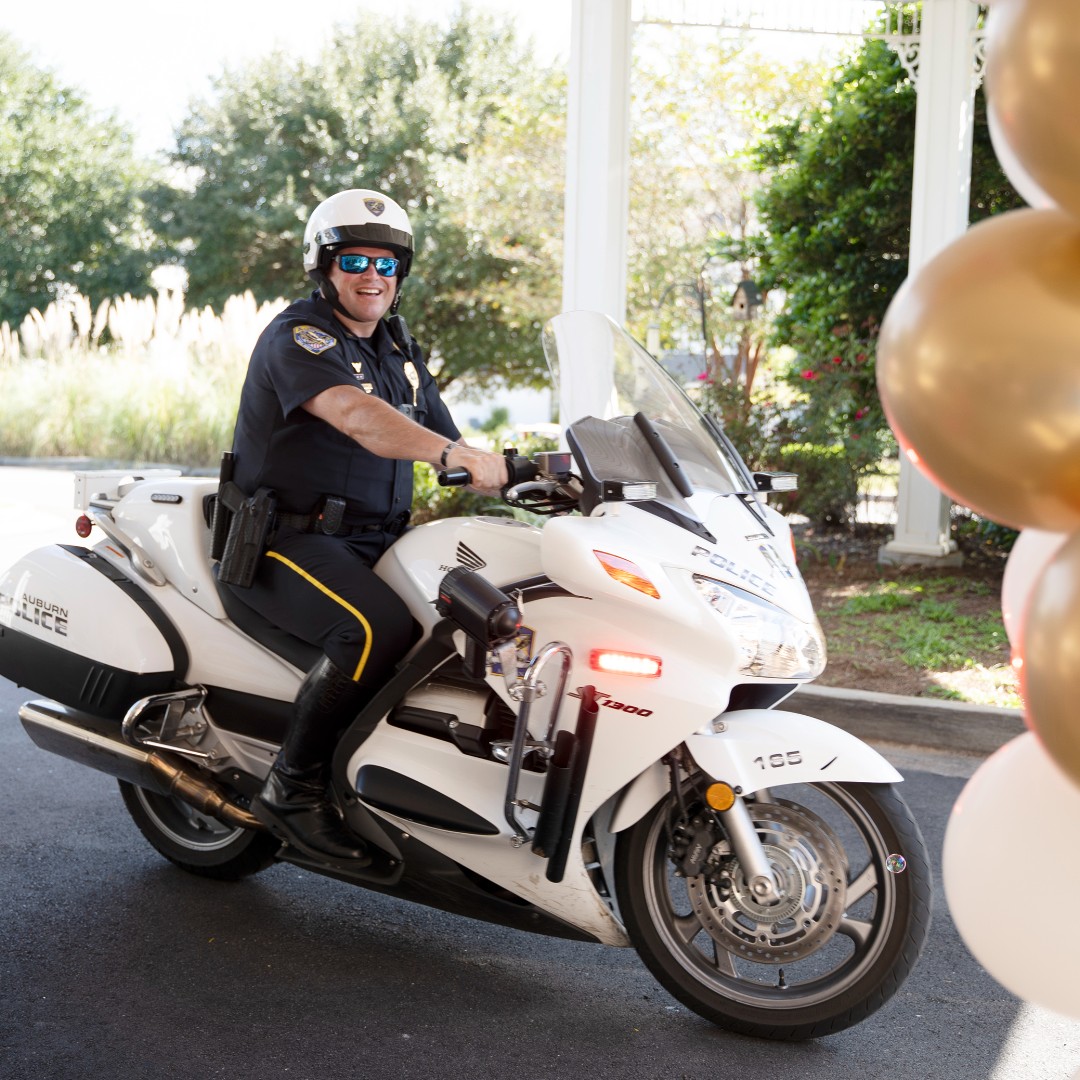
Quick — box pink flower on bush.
[832,355,843,364]
[854,407,867,420]
[800,370,818,381]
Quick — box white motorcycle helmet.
[303,189,415,314]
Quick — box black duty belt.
[275,504,410,538]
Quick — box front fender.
[687,708,902,795]
[608,708,902,834]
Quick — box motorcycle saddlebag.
[0,545,184,717]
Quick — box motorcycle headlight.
[692,574,826,680]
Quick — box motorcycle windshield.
[541,311,754,522]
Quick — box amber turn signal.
[593,550,660,599]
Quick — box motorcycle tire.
[119,780,280,881]
[614,779,931,1041]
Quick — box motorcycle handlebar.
[437,453,540,489]
[437,467,472,487]
[437,452,576,516]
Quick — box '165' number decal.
[753,751,802,770]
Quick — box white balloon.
[1001,528,1070,648]
[943,733,1080,1019]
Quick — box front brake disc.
[687,800,848,964]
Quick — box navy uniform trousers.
[236,523,418,687]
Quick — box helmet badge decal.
[364,198,386,217]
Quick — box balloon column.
[876,0,1080,1021]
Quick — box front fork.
[669,754,780,901]
[716,794,781,902]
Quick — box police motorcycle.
[0,310,930,1041]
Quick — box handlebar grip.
[437,467,472,487]
[505,454,540,485]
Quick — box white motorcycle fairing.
[687,708,904,792]
[0,544,179,717]
[0,469,306,706]
[608,709,903,834]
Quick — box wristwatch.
[440,442,456,467]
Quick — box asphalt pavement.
[2,674,1078,1080]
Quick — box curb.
[788,683,1025,758]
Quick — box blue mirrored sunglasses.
[335,253,400,277]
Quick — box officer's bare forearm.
[303,385,457,464]
[304,385,507,490]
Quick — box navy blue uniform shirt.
[231,292,460,520]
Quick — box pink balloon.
[944,733,1080,1019]
[1001,528,1069,648]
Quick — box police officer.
[227,189,508,864]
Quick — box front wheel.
[119,780,281,881]
[615,779,931,1040]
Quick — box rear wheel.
[119,780,280,880]
[615,778,931,1040]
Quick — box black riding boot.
[253,655,372,864]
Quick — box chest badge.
[293,325,337,355]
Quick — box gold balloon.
[987,104,1054,211]
[987,0,1080,220]
[1020,529,1080,789]
[877,208,1080,531]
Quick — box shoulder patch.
[292,325,337,355]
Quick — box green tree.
[0,33,157,327]
[625,30,830,448]
[747,35,1023,521]
[627,31,829,332]
[153,8,564,394]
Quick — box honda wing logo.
[456,542,486,571]
[438,542,487,574]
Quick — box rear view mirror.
[753,472,798,493]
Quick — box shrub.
[775,442,857,525]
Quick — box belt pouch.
[319,496,346,535]
[218,487,277,588]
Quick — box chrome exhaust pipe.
[19,699,266,833]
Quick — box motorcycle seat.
[213,569,322,674]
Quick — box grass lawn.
[796,524,1019,708]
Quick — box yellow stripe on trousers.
[264,550,372,681]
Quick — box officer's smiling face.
[326,245,399,334]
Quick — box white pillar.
[559,0,632,428]
[881,0,978,565]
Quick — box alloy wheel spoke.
[846,861,878,907]
[709,939,739,978]
[837,914,873,947]
[672,911,704,946]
